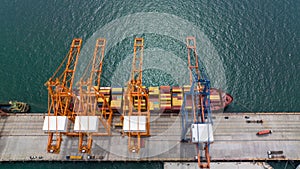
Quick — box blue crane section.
[181,37,213,168]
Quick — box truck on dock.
[256,129,272,136]
[66,155,83,160]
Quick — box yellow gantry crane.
[76,38,113,153]
[122,38,150,153]
[44,38,82,153]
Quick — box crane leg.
[47,132,62,153]
[197,143,211,168]
[79,133,92,154]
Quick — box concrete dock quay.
[164,162,274,169]
[0,112,299,162]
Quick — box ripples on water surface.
[0,0,298,113]
[0,1,299,169]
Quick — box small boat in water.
[0,101,30,113]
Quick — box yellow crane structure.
[44,38,82,153]
[122,38,150,153]
[75,38,113,153]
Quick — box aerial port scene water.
[0,0,299,169]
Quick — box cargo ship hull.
[210,88,233,111]
[78,86,233,114]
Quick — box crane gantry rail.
[181,37,213,168]
[122,38,150,153]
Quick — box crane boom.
[76,38,113,153]
[45,38,82,153]
[122,38,150,153]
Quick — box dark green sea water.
[0,0,299,168]
[0,161,163,169]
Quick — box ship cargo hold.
[71,86,233,115]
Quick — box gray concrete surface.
[164,162,273,169]
[0,112,299,162]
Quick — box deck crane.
[44,38,82,153]
[75,38,114,154]
[122,38,150,153]
[181,37,213,168]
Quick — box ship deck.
[0,112,299,162]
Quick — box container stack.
[133,86,147,112]
[172,86,183,112]
[183,85,192,110]
[160,86,171,112]
[133,98,147,112]
[111,87,123,113]
[122,87,128,111]
[97,87,111,116]
[210,88,222,111]
[148,87,160,112]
